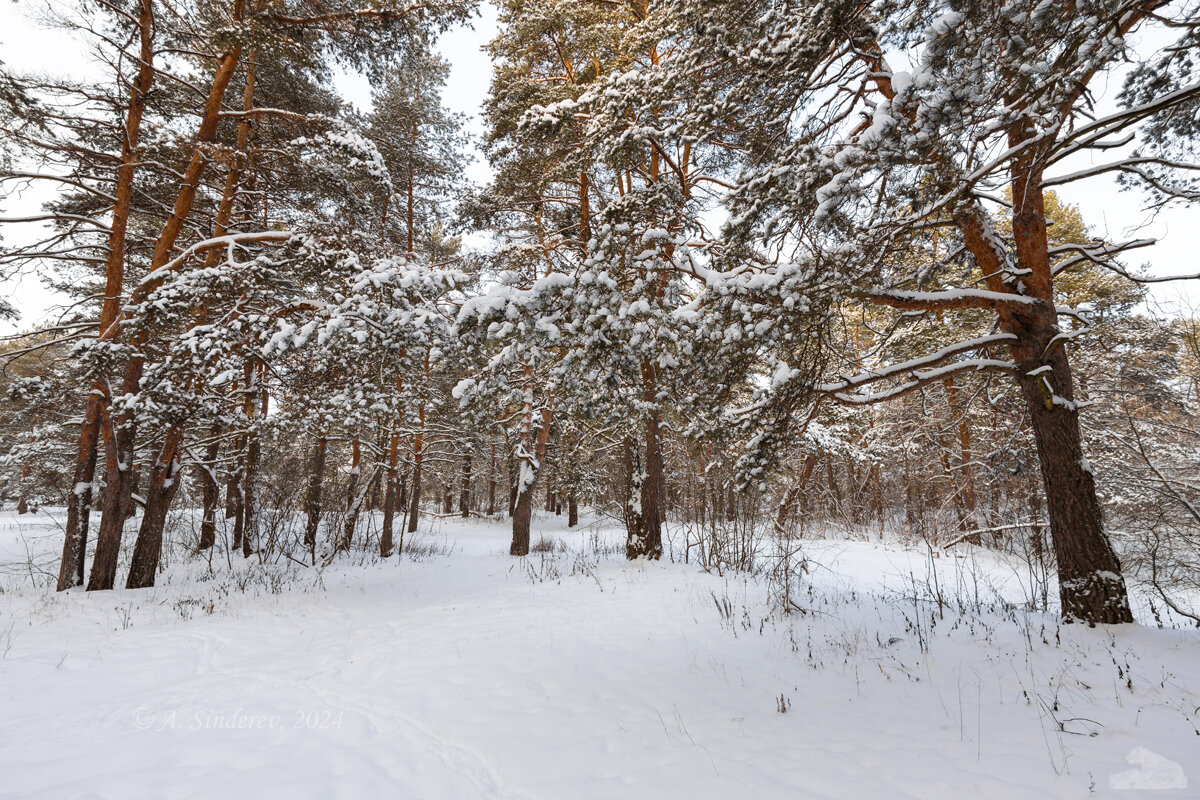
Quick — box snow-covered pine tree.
[636,0,1200,623]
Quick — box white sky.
[0,1,1196,335]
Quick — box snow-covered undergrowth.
[1,509,1197,799]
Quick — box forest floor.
[0,507,1197,799]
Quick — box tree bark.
[197,431,221,550]
[397,468,408,517]
[1015,338,1132,623]
[86,405,137,591]
[126,428,184,588]
[59,0,156,591]
[773,454,818,536]
[626,414,664,559]
[487,438,496,515]
[381,437,399,557]
[1004,142,1131,624]
[381,381,403,556]
[407,394,425,534]
[88,28,246,591]
[338,438,362,553]
[303,437,328,563]
[459,450,472,518]
[239,366,265,559]
[511,373,552,556]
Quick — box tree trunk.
[622,437,647,558]
[225,459,240,520]
[381,410,402,557]
[406,457,423,535]
[397,468,408,516]
[197,431,221,551]
[126,428,184,588]
[231,477,245,554]
[87,31,245,591]
[508,459,517,517]
[339,438,362,553]
[368,431,386,512]
[1015,346,1132,623]
[59,0,155,591]
[303,437,328,563]
[944,376,979,543]
[568,491,578,528]
[126,466,141,519]
[511,373,552,556]
[407,357,428,535]
[60,397,100,590]
[511,371,536,556]
[239,368,265,559]
[86,407,136,591]
[774,454,818,536]
[511,476,533,556]
[459,450,471,518]
[627,408,664,560]
[1004,145,1131,624]
[487,438,496,515]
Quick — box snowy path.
[1,510,1197,799]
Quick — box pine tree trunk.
[774,454,817,536]
[126,466,141,519]
[1016,345,1132,623]
[487,439,496,515]
[459,451,471,518]
[511,371,536,556]
[59,1,155,592]
[407,360,428,535]
[381,418,401,557]
[511,378,552,556]
[568,491,578,528]
[225,459,239,520]
[381,476,397,558]
[508,460,517,517]
[511,478,533,556]
[59,396,101,590]
[197,432,221,551]
[87,408,136,591]
[369,431,386,511]
[406,457,422,535]
[627,408,664,559]
[622,437,648,558]
[303,437,328,563]
[229,434,246,553]
[339,439,362,553]
[944,376,979,543]
[397,468,408,516]
[1003,147,1130,624]
[127,429,184,588]
[87,31,245,591]
[240,372,265,559]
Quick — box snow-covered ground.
[0,508,1197,799]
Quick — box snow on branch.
[863,288,1039,312]
[830,359,1015,405]
[134,231,292,293]
[816,333,1017,396]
